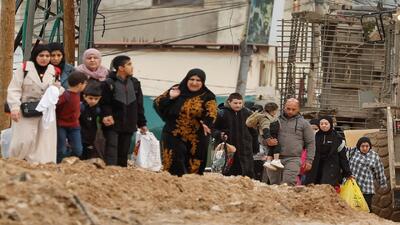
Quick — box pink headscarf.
[76,48,109,81]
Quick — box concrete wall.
[99,47,277,97]
[95,0,247,44]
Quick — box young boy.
[246,102,283,170]
[80,81,102,160]
[213,93,257,178]
[101,55,147,167]
[56,71,88,163]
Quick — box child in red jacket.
[56,71,88,163]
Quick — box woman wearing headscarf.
[7,44,60,163]
[305,116,352,187]
[48,42,75,89]
[348,137,387,211]
[76,48,109,81]
[153,68,217,176]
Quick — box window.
[152,0,204,7]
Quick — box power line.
[95,3,246,27]
[101,23,244,56]
[98,0,246,13]
[94,4,246,32]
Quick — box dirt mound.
[0,158,396,225]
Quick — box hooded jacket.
[304,116,351,186]
[213,101,257,178]
[278,113,315,163]
[100,71,146,133]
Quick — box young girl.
[48,42,75,89]
[246,102,283,170]
[348,136,387,211]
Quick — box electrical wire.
[100,22,244,56]
[95,2,246,27]
[94,4,246,32]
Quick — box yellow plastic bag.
[339,178,370,212]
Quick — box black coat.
[153,85,217,176]
[213,105,257,178]
[305,130,351,186]
[79,102,101,145]
[100,72,147,133]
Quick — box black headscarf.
[30,44,51,75]
[178,68,208,98]
[318,116,334,133]
[48,42,65,70]
[356,137,372,151]
[315,116,341,158]
[170,68,213,116]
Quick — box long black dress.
[153,69,217,176]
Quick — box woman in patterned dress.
[154,68,217,176]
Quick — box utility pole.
[235,1,253,96]
[0,0,16,130]
[22,0,36,60]
[78,0,89,64]
[63,0,75,65]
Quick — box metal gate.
[277,12,387,128]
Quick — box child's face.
[269,109,278,117]
[319,119,331,132]
[228,99,243,112]
[77,81,88,92]
[50,50,63,66]
[84,95,101,107]
[119,60,134,75]
[359,142,371,154]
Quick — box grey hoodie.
[278,114,315,163]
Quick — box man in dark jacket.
[266,98,315,185]
[101,55,147,167]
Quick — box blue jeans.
[57,126,83,163]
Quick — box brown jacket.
[246,111,278,135]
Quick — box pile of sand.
[0,158,395,225]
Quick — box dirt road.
[0,158,396,225]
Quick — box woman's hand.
[169,87,181,99]
[200,121,211,136]
[10,109,21,122]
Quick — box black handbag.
[20,101,42,117]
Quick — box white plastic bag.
[134,131,162,171]
[0,128,12,158]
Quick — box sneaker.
[263,161,277,171]
[271,159,284,169]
